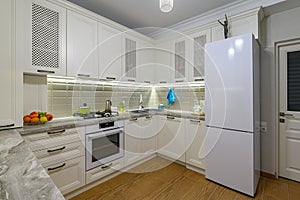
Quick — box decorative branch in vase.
[218,14,229,39]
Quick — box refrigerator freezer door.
[205,127,255,196]
[205,34,254,132]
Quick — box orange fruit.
[30,113,38,118]
[31,117,40,123]
[23,115,31,123]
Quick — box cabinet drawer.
[33,141,84,160]
[46,156,85,195]
[23,127,84,151]
[86,158,123,184]
[38,142,84,168]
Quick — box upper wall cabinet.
[212,8,263,42]
[188,29,211,82]
[172,38,189,82]
[98,23,122,80]
[21,0,66,75]
[136,41,156,83]
[0,0,18,128]
[154,41,172,83]
[122,35,137,82]
[67,10,98,79]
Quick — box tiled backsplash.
[47,79,205,118]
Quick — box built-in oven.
[85,121,124,171]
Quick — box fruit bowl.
[23,111,53,125]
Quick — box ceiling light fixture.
[160,0,173,13]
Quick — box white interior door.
[279,42,300,182]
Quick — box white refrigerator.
[204,33,260,197]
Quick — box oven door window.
[91,133,120,162]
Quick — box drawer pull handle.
[175,80,184,83]
[101,163,112,169]
[190,119,201,123]
[146,116,152,119]
[47,146,66,153]
[167,116,175,120]
[106,77,116,80]
[37,69,55,74]
[47,129,66,135]
[48,163,66,171]
[159,81,167,83]
[194,78,204,81]
[144,81,151,83]
[130,118,138,121]
[127,79,135,82]
[77,74,90,78]
[0,123,14,128]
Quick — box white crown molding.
[148,0,285,39]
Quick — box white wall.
[260,6,300,174]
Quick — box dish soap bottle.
[119,101,124,113]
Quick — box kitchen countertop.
[0,109,204,199]
[19,109,205,135]
[0,129,65,200]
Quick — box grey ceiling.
[67,0,241,35]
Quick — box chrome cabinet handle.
[101,163,112,169]
[37,69,55,74]
[47,146,66,153]
[127,79,135,82]
[130,118,138,121]
[106,77,116,80]
[47,129,65,135]
[146,116,152,119]
[194,78,204,81]
[48,163,66,171]
[77,74,90,77]
[190,119,201,123]
[167,116,175,120]
[159,81,167,83]
[144,81,151,83]
[175,80,184,83]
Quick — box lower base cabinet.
[86,158,124,184]
[47,156,85,195]
[185,119,206,170]
[157,116,186,163]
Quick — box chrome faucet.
[139,94,144,110]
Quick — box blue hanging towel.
[167,88,176,105]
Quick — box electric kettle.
[105,100,112,113]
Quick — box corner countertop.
[0,109,204,199]
[0,129,65,200]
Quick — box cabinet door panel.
[137,41,155,83]
[98,24,122,80]
[0,0,15,127]
[47,156,85,195]
[157,117,185,162]
[67,10,98,78]
[154,41,172,83]
[186,120,206,169]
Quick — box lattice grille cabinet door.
[31,0,66,75]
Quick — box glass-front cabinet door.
[189,29,211,82]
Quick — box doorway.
[278,40,300,182]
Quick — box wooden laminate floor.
[71,157,300,200]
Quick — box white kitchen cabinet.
[0,0,19,128]
[154,41,172,83]
[136,41,156,83]
[188,29,211,81]
[67,10,98,78]
[98,23,122,80]
[186,119,206,169]
[86,158,124,184]
[157,116,186,163]
[23,127,86,195]
[172,38,190,83]
[19,0,67,75]
[124,116,157,166]
[122,35,137,82]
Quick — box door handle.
[101,163,112,170]
[280,112,294,117]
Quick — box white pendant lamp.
[160,0,173,13]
